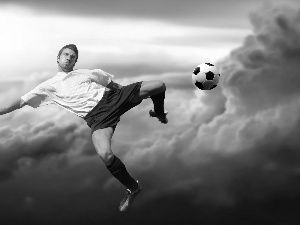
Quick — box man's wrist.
[107,81,122,90]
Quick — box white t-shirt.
[21,69,114,118]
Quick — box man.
[0,44,168,212]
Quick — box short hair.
[57,44,79,62]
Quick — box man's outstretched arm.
[0,98,27,116]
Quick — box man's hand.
[106,80,123,91]
[0,98,27,116]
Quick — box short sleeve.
[91,69,114,87]
[21,83,53,108]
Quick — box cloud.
[223,7,300,110]
[0,118,89,182]
[0,0,268,28]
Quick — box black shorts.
[84,82,143,131]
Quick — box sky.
[0,0,300,224]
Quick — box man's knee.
[155,80,166,92]
[149,80,166,95]
[135,80,166,101]
[91,127,115,165]
[96,147,114,165]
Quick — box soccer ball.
[192,63,220,90]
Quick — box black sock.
[106,155,138,191]
[150,90,165,115]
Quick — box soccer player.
[0,44,168,212]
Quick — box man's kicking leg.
[92,127,141,212]
[132,80,168,123]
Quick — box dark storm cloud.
[202,4,300,201]
[0,119,87,182]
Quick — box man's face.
[57,48,77,72]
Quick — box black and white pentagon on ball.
[192,63,220,90]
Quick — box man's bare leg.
[92,127,114,165]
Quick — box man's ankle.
[150,91,165,115]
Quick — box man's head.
[57,44,78,72]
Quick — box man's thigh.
[91,126,115,154]
[131,80,163,103]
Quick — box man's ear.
[57,56,60,63]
